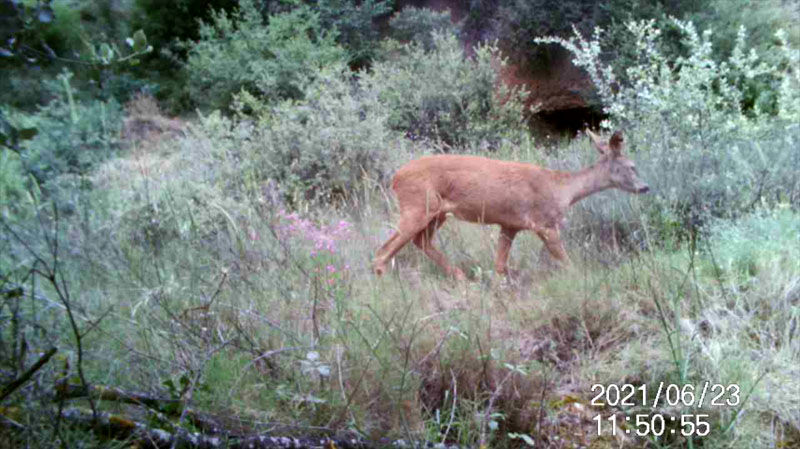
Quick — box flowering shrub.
[276,210,352,288]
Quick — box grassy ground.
[2,100,799,449]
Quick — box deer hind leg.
[412,213,465,280]
[374,210,439,276]
[536,225,571,268]
[494,227,519,275]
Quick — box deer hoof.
[374,264,386,276]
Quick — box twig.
[441,369,457,443]
[55,383,177,410]
[0,347,58,402]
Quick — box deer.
[373,129,650,280]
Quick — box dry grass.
[122,93,185,148]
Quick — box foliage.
[537,20,800,237]
[600,0,800,114]
[687,0,800,60]
[0,109,37,216]
[182,0,346,110]
[388,6,458,51]
[232,63,405,203]
[276,209,352,290]
[5,70,123,184]
[129,0,238,109]
[131,0,237,54]
[0,0,56,60]
[0,146,29,217]
[365,32,530,151]
[455,0,703,70]
[314,0,393,67]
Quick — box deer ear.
[609,130,624,157]
[586,129,608,155]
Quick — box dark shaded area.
[533,107,606,138]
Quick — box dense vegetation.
[1,0,799,448]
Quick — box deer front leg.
[536,225,571,268]
[494,227,519,275]
[413,214,465,280]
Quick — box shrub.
[388,6,458,51]
[365,32,530,151]
[5,71,124,185]
[233,64,406,203]
[315,0,392,67]
[183,0,346,110]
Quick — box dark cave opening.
[531,107,608,140]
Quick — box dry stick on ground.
[56,383,223,435]
[55,383,179,410]
[0,347,58,402]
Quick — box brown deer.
[373,130,649,280]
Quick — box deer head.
[587,129,650,194]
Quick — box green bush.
[315,0,392,67]
[183,0,346,111]
[232,64,406,203]
[365,32,530,151]
[5,71,123,184]
[388,6,457,51]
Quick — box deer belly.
[448,205,505,224]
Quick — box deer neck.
[562,163,613,206]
